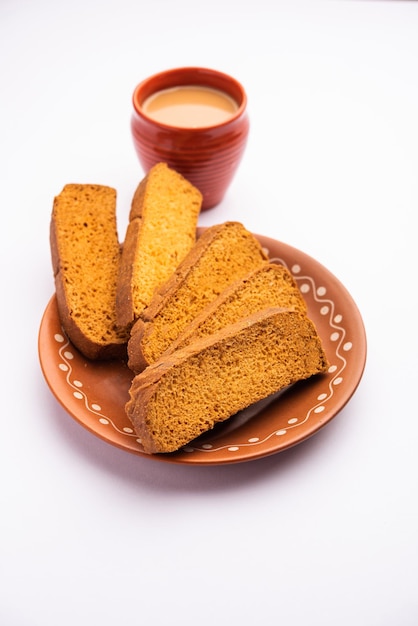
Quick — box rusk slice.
[127,221,269,372]
[116,163,202,327]
[50,184,129,360]
[128,261,307,372]
[126,307,329,454]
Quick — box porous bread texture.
[116,162,202,327]
[50,184,130,360]
[128,261,307,373]
[126,307,329,454]
[127,221,269,372]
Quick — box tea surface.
[142,85,238,128]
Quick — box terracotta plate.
[38,233,367,465]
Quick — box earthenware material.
[131,67,249,210]
[39,231,367,465]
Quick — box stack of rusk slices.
[50,162,329,454]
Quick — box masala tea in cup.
[131,67,249,210]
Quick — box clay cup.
[131,67,249,210]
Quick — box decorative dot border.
[182,254,351,454]
[53,332,141,445]
[50,252,353,457]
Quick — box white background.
[1,1,418,624]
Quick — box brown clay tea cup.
[131,67,249,210]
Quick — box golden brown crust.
[127,221,269,372]
[50,184,129,361]
[129,261,308,372]
[138,224,230,321]
[115,216,141,329]
[126,307,329,453]
[116,163,202,327]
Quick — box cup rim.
[132,66,247,131]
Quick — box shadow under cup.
[131,67,249,210]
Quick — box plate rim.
[38,232,367,465]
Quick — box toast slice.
[127,261,307,372]
[116,163,202,327]
[50,184,129,360]
[127,221,269,372]
[126,307,329,453]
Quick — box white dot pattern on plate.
[51,252,356,457]
[53,333,138,441]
